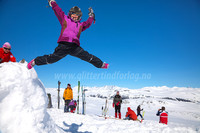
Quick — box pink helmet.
[3,42,11,49]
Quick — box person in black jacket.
[113,91,122,119]
[137,105,144,120]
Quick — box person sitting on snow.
[124,107,137,120]
[63,84,73,112]
[0,42,16,63]
[156,106,168,125]
[67,100,77,113]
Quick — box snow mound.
[0,62,60,133]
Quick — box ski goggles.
[71,12,82,17]
[4,47,11,50]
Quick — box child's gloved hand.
[116,102,120,106]
[88,7,95,18]
[48,0,55,7]
[113,103,115,108]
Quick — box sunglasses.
[4,47,11,50]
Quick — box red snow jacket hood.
[0,48,16,63]
[126,107,137,120]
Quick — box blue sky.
[1,0,200,89]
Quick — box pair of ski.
[77,81,86,115]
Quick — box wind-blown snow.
[0,62,200,133]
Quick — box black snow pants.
[115,105,121,113]
[34,42,103,68]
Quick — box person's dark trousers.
[115,105,121,118]
[34,42,103,68]
[137,113,143,119]
[64,100,71,113]
[115,105,121,113]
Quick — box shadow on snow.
[61,121,92,133]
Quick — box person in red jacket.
[124,107,137,120]
[156,106,168,125]
[0,42,16,63]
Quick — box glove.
[113,103,114,108]
[116,102,120,106]
[63,97,65,100]
[0,58,3,63]
[48,0,55,7]
[88,7,94,17]
[88,7,95,20]
[88,7,96,24]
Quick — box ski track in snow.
[0,62,200,133]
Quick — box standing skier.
[27,0,109,69]
[113,91,122,119]
[156,106,168,125]
[63,84,73,112]
[0,42,16,63]
[137,105,144,120]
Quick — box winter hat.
[69,6,82,21]
[3,42,11,49]
[127,107,131,110]
[67,83,71,86]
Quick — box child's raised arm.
[49,0,65,25]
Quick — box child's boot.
[27,59,35,69]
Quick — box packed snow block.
[0,62,60,133]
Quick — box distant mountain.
[81,86,200,104]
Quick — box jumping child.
[27,0,109,69]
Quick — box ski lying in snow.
[97,115,142,122]
[97,115,116,120]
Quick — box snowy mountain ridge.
[75,85,200,103]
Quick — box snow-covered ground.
[0,62,200,133]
